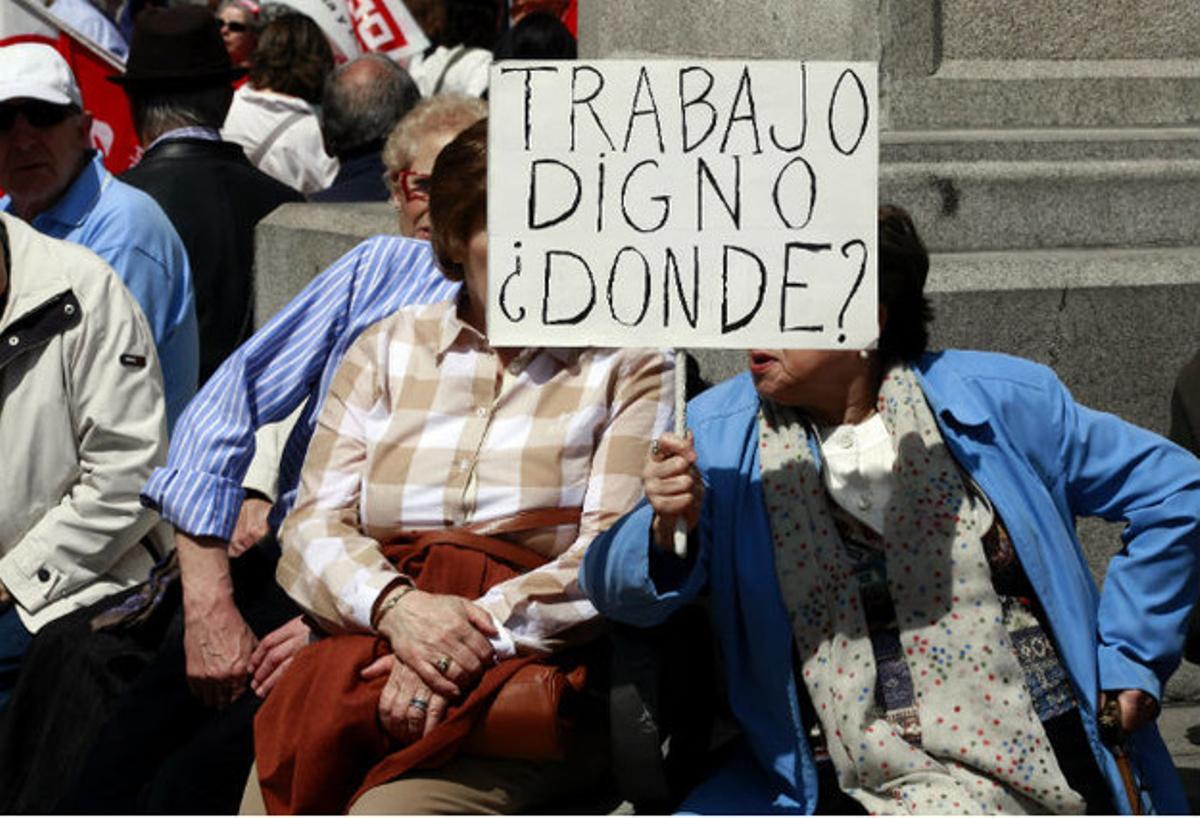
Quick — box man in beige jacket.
[0,211,168,706]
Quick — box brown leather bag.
[462,660,589,760]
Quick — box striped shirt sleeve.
[140,243,364,539]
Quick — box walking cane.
[1098,697,1142,816]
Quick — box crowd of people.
[0,0,1198,815]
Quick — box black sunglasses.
[0,100,75,133]
[219,19,249,32]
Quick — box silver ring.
[435,656,451,674]
[409,696,429,712]
[650,438,660,457]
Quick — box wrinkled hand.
[645,432,703,550]
[229,496,272,557]
[1101,688,1160,735]
[376,590,497,699]
[184,597,258,709]
[364,654,447,744]
[249,616,313,698]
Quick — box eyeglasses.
[0,100,74,133]
[218,19,249,32]
[397,169,431,203]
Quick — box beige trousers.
[240,726,608,814]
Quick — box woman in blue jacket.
[580,206,1200,814]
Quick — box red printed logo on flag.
[348,0,408,54]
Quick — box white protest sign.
[487,60,878,350]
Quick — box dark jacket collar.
[335,140,385,165]
[140,138,252,165]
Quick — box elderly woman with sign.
[580,205,1200,814]
[241,119,674,814]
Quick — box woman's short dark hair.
[430,118,488,282]
[441,0,503,49]
[248,13,333,104]
[877,204,933,365]
[493,12,576,60]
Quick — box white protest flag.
[0,1,58,40]
[274,0,427,62]
[347,0,428,61]
[487,60,879,351]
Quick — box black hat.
[108,6,247,90]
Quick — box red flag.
[1,10,139,174]
[562,0,577,38]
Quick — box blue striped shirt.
[142,236,458,539]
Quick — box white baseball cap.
[0,43,83,108]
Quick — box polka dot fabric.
[758,367,1085,815]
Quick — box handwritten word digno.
[487,61,878,349]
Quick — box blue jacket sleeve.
[141,243,365,540]
[1047,376,1200,701]
[580,498,709,627]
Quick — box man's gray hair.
[129,84,234,145]
[320,54,421,159]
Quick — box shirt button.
[459,458,471,470]
[856,495,872,511]
[838,432,854,449]
[63,303,76,316]
[6,336,17,347]
[475,407,487,418]
[37,568,50,582]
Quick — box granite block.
[254,203,397,328]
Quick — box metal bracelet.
[373,583,416,628]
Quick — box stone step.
[882,127,1200,162]
[885,67,1200,131]
[880,127,1200,254]
[880,152,1200,253]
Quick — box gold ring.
[436,656,451,674]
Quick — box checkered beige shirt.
[278,299,674,653]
